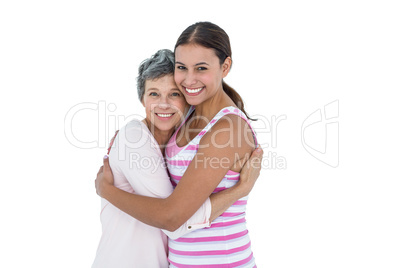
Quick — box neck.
[142,119,174,155]
[194,85,235,122]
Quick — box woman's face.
[174,44,231,106]
[142,74,188,132]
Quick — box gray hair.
[137,49,175,101]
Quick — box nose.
[183,70,197,87]
[154,95,171,110]
[157,102,170,109]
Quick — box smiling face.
[174,44,231,106]
[142,74,188,133]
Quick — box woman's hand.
[237,145,264,197]
[95,156,115,198]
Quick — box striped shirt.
[165,106,258,268]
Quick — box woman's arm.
[102,122,213,237]
[96,145,262,231]
[96,115,258,231]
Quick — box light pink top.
[92,119,211,268]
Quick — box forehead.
[175,44,218,64]
[145,74,177,90]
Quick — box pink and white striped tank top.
[165,106,258,268]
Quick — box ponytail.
[222,81,256,121]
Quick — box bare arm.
[96,146,262,231]
[96,115,258,231]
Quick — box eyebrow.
[175,61,209,66]
[146,88,179,92]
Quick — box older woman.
[92,49,262,267]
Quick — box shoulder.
[199,111,254,153]
[210,106,252,132]
[121,118,148,134]
[118,119,151,142]
[114,119,158,153]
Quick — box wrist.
[231,183,247,199]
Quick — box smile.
[184,87,204,94]
[155,113,174,118]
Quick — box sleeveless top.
[165,106,258,268]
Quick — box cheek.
[173,98,187,113]
[143,99,154,114]
[174,72,184,86]
[199,73,215,86]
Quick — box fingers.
[249,145,263,172]
[103,155,111,171]
[253,144,263,156]
[251,144,263,160]
[239,153,251,168]
[254,145,264,158]
[97,165,104,176]
[95,156,110,195]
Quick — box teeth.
[156,113,173,118]
[185,87,203,93]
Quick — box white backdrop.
[1,0,401,267]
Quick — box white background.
[1,0,401,267]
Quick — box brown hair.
[174,21,256,121]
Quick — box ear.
[222,57,232,78]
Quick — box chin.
[154,122,176,132]
[184,97,203,106]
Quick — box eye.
[171,92,181,97]
[197,66,207,71]
[176,65,186,70]
[149,92,158,96]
